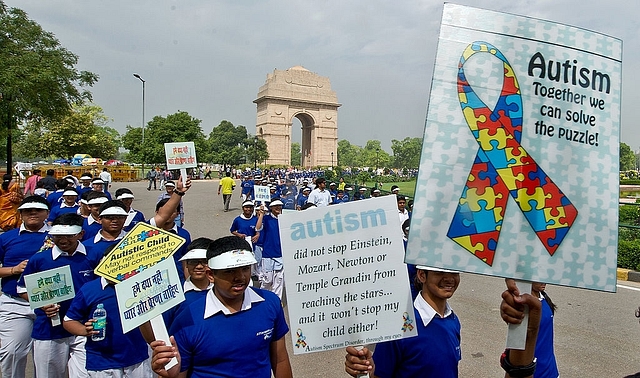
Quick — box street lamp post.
[331,152,334,169]
[133,73,146,176]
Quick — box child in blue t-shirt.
[17,213,101,378]
[150,236,293,378]
[63,244,152,377]
[345,266,462,378]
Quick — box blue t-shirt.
[65,278,149,371]
[0,227,50,296]
[18,246,102,340]
[534,297,559,378]
[77,185,92,197]
[123,210,146,232]
[373,307,461,378]
[46,190,65,207]
[171,226,191,283]
[241,180,254,196]
[261,214,282,259]
[83,235,121,260]
[48,204,80,223]
[296,194,308,208]
[230,216,258,238]
[81,217,103,242]
[164,289,209,336]
[171,288,289,378]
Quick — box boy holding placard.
[63,244,153,378]
[149,236,293,378]
[345,266,462,378]
[17,213,102,378]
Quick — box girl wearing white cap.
[0,196,51,377]
[150,236,293,378]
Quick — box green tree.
[206,120,248,167]
[123,111,206,164]
[0,1,98,169]
[620,142,636,171]
[391,137,423,169]
[15,102,118,159]
[291,142,302,166]
[362,140,391,169]
[246,136,269,168]
[337,140,363,167]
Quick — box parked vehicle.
[81,157,104,166]
[105,159,124,166]
[71,154,91,166]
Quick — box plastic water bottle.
[92,303,107,342]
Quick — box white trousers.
[88,359,154,378]
[33,335,89,378]
[258,262,285,300]
[0,294,35,378]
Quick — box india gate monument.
[254,66,340,167]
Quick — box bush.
[619,205,640,226]
[618,238,640,271]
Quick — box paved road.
[5,178,640,377]
[125,179,640,378]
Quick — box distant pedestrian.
[40,169,58,192]
[23,169,42,196]
[99,168,112,194]
[218,171,235,212]
[146,169,157,191]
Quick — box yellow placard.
[94,222,186,282]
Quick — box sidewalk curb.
[617,268,640,282]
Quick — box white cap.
[91,179,104,185]
[359,187,366,191]
[116,193,135,200]
[242,200,255,207]
[87,197,108,205]
[208,249,257,269]
[269,199,283,207]
[49,224,83,235]
[99,206,128,216]
[416,266,459,273]
[165,181,176,187]
[179,248,208,261]
[373,189,381,193]
[18,202,49,211]
[302,187,311,192]
[62,189,78,196]
[80,174,92,180]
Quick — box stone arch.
[254,66,340,167]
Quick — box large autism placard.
[406,4,621,292]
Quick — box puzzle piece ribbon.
[447,42,578,266]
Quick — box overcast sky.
[8,0,638,152]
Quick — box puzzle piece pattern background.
[405,4,621,292]
[447,41,578,266]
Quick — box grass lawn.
[347,179,417,198]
